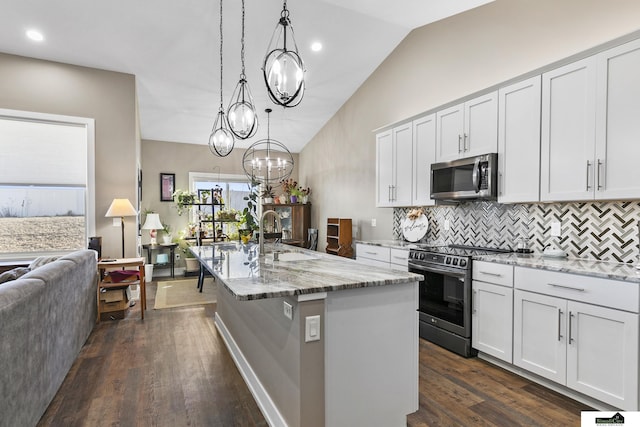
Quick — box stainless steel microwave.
[430,153,498,201]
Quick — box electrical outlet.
[550,221,561,237]
[371,218,376,227]
[444,219,450,231]
[175,253,180,260]
[283,301,293,320]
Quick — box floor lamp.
[105,198,137,258]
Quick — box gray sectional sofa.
[0,250,97,427]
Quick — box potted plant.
[239,178,260,243]
[199,190,211,204]
[260,185,275,204]
[161,223,172,244]
[300,187,311,204]
[281,178,302,203]
[174,231,199,273]
[172,189,197,215]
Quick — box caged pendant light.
[227,0,258,139]
[209,0,235,157]
[262,0,305,108]
[242,108,294,186]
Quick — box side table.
[97,258,146,321]
[142,243,178,278]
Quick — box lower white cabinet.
[355,244,408,271]
[472,281,513,362]
[513,267,639,410]
[472,261,514,363]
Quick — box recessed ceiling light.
[26,29,44,42]
[311,42,322,52]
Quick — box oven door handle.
[409,263,467,279]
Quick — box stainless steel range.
[408,244,511,357]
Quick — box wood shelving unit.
[326,218,353,258]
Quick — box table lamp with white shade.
[105,198,137,258]
[142,213,164,245]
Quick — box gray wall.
[299,0,640,252]
[0,52,139,259]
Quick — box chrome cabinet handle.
[586,160,592,191]
[569,311,575,344]
[479,271,503,277]
[548,283,585,292]
[458,135,463,153]
[472,289,477,314]
[597,159,603,190]
[388,185,392,202]
[558,309,563,341]
[464,133,469,151]
[499,172,503,196]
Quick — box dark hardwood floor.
[39,279,589,426]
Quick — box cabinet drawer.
[472,261,513,287]
[355,244,390,262]
[514,266,639,313]
[390,248,409,267]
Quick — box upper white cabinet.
[412,114,436,206]
[594,38,640,199]
[540,56,597,201]
[376,122,413,207]
[498,76,542,203]
[541,38,640,201]
[435,92,498,162]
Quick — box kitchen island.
[190,242,422,427]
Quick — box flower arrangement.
[280,179,299,196]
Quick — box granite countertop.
[475,253,640,283]
[189,242,422,301]
[354,239,438,250]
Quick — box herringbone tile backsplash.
[393,201,640,264]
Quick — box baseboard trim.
[477,352,618,411]
[214,313,287,427]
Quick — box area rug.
[154,277,217,309]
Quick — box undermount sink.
[269,252,318,262]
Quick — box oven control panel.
[408,250,469,269]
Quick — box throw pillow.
[0,267,31,285]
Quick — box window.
[0,109,95,259]
[189,172,258,239]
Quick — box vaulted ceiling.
[0,0,493,152]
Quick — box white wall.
[299,0,640,251]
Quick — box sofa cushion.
[0,267,30,284]
[29,255,61,270]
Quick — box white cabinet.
[435,92,498,162]
[355,244,408,271]
[541,38,640,202]
[594,38,640,199]
[540,56,597,201]
[355,243,390,269]
[498,76,542,203]
[376,123,413,207]
[513,267,639,410]
[412,114,436,206]
[472,261,514,363]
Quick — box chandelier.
[242,108,294,186]
[209,0,235,157]
[227,0,258,139]
[262,0,305,108]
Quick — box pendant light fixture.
[227,0,258,139]
[262,0,305,108]
[209,0,235,157]
[242,108,294,186]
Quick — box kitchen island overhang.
[191,242,422,427]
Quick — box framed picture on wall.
[160,173,175,202]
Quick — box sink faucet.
[259,210,282,256]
